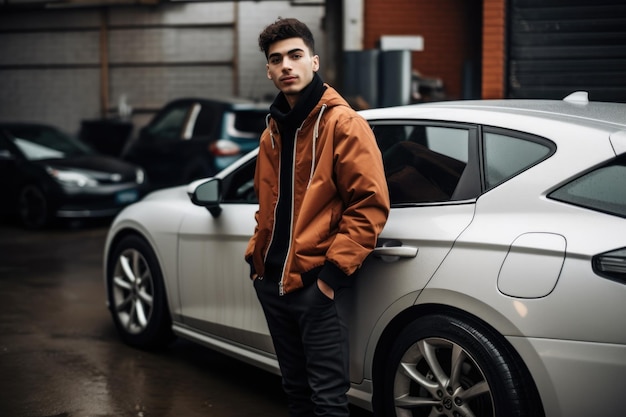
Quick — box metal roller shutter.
[508,0,626,102]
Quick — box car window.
[548,155,626,218]
[233,110,267,135]
[483,130,553,190]
[194,104,219,138]
[224,110,268,140]
[221,158,257,203]
[144,104,189,142]
[5,125,92,160]
[371,123,469,204]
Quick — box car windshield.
[4,125,93,160]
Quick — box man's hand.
[317,279,334,300]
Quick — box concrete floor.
[0,218,373,417]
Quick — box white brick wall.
[238,1,325,102]
[0,1,324,136]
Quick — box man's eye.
[270,58,281,65]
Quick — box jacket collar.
[270,73,326,130]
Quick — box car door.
[177,121,483,373]
[347,121,480,383]
[177,155,275,353]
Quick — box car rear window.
[549,155,626,218]
[234,110,267,135]
[483,130,553,190]
[146,104,189,141]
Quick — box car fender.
[104,187,194,319]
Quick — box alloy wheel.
[111,248,155,335]
[393,337,494,417]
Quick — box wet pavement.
[0,218,374,417]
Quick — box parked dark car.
[0,123,147,229]
[121,97,269,190]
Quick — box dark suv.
[122,97,269,190]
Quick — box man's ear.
[312,55,320,72]
[266,64,271,79]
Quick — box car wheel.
[107,235,174,349]
[18,184,50,229]
[380,313,543,417]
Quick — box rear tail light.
[593,248,626,284]
[209,139,240,156]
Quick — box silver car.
[104,92,626,417]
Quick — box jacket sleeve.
[244,130,271,276]
[320,111,390,289]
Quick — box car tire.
[18,184,50,229]
[107,235,175,349]
[380,313,543,417]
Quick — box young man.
[245,18,390,417]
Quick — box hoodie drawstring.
[265,113,275,149]
[308,104,327,189]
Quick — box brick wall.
[364,0,482,100]
[0,2,323,135]
[238,2,325,103]
[482,0,506,99]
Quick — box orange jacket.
[245,86,390,294]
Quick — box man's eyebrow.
[268,48,305,59]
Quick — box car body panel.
[349,202,476,382]
[177,202,271,350]
[509,337,626,417]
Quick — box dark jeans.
[254,277,351,417]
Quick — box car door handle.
[373,242,418,262]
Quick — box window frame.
[369,120,481,206]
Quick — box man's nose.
[281,58,293,70]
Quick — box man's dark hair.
[258,17,315,59]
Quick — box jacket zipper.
[278,126,301,296]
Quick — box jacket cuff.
[319,260,350,291]
[246,256,256,278]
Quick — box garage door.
[508,0,626,103]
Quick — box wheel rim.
[112,248,155,335]
[19,185,47,228]
[394,337,494,417]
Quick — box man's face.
[266,37,319,106]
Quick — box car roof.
[0,122,57,129]
[360,94,626,130]
[166,97,271,111]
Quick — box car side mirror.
[190,177,222,217]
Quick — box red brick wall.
[482,0,506,98]
[364,0,480,100]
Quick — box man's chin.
[280,85,303,96]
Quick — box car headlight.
[46,167,98,187]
